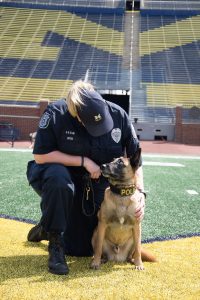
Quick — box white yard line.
[186,190,199,195]
[143,154,200,160]
[0,148,32,152]
[143,162,185,167]
[0,149,199,160]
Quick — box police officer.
[27,80,145,275]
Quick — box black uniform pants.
[27,161,108,256]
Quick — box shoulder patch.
[39,112,52,129]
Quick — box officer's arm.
[135,165,144,192]
[34,151,83,167]
[34,151,101,179]
[122,114,145,220]
[134,165,145,221]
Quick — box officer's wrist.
[81,156,84,167]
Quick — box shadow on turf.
[0,242,131,283]
[23,240,48,251]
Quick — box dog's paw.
[133,258,144,270]
[90,260,101,270]
[135,264,145,271]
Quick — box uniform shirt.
[33,99,140,166]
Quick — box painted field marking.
[0,148,32,152]
[186,190,199,195]
[0,149,200,160]
[143,154,200,160]
[143,162,185,167]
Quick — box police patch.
[39,112,51,129]
[111,128,121,143]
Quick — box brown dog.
[91,148,156,271]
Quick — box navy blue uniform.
[27,98,140,256]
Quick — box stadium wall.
[0,103,200,145]
[175,106,200,145]
[0,101,48,140]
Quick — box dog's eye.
[117,158,124,166]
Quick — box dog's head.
[101,148,141,184]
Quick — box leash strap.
[82,173,96,217]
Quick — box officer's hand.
[83,157,101,179]
[134,190,145,222]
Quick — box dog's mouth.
[102,172,120,179]
[101,164,122,179]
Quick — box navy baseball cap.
[77,90,114,137]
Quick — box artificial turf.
[0,150,199,241]
[0,151,200,240]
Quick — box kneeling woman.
[27,80,145,275]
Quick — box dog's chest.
[108,203,135,226]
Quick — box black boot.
[27,223,48,242]
[48,233,69,275]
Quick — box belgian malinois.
[91,148,156,270]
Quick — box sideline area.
[0,140,200,156]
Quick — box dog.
[91,148,156,271]
[29,132,37,149]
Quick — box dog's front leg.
[132,222,144,270]
[91,221,106,270]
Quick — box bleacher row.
[1,0,125,9]
[141,0,200,11]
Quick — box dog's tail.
[141,248,157,262]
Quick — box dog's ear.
[130,147,142,169]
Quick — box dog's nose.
[100,164,106,171]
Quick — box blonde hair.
[67,80,95,117]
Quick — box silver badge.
[39,112,51,129]
[111,128,121,143]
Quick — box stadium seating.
[140,12,200,108]
[1,1,199,124]
[0,5,124,103]
[0,76,73,102]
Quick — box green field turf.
[0,150,199,241]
